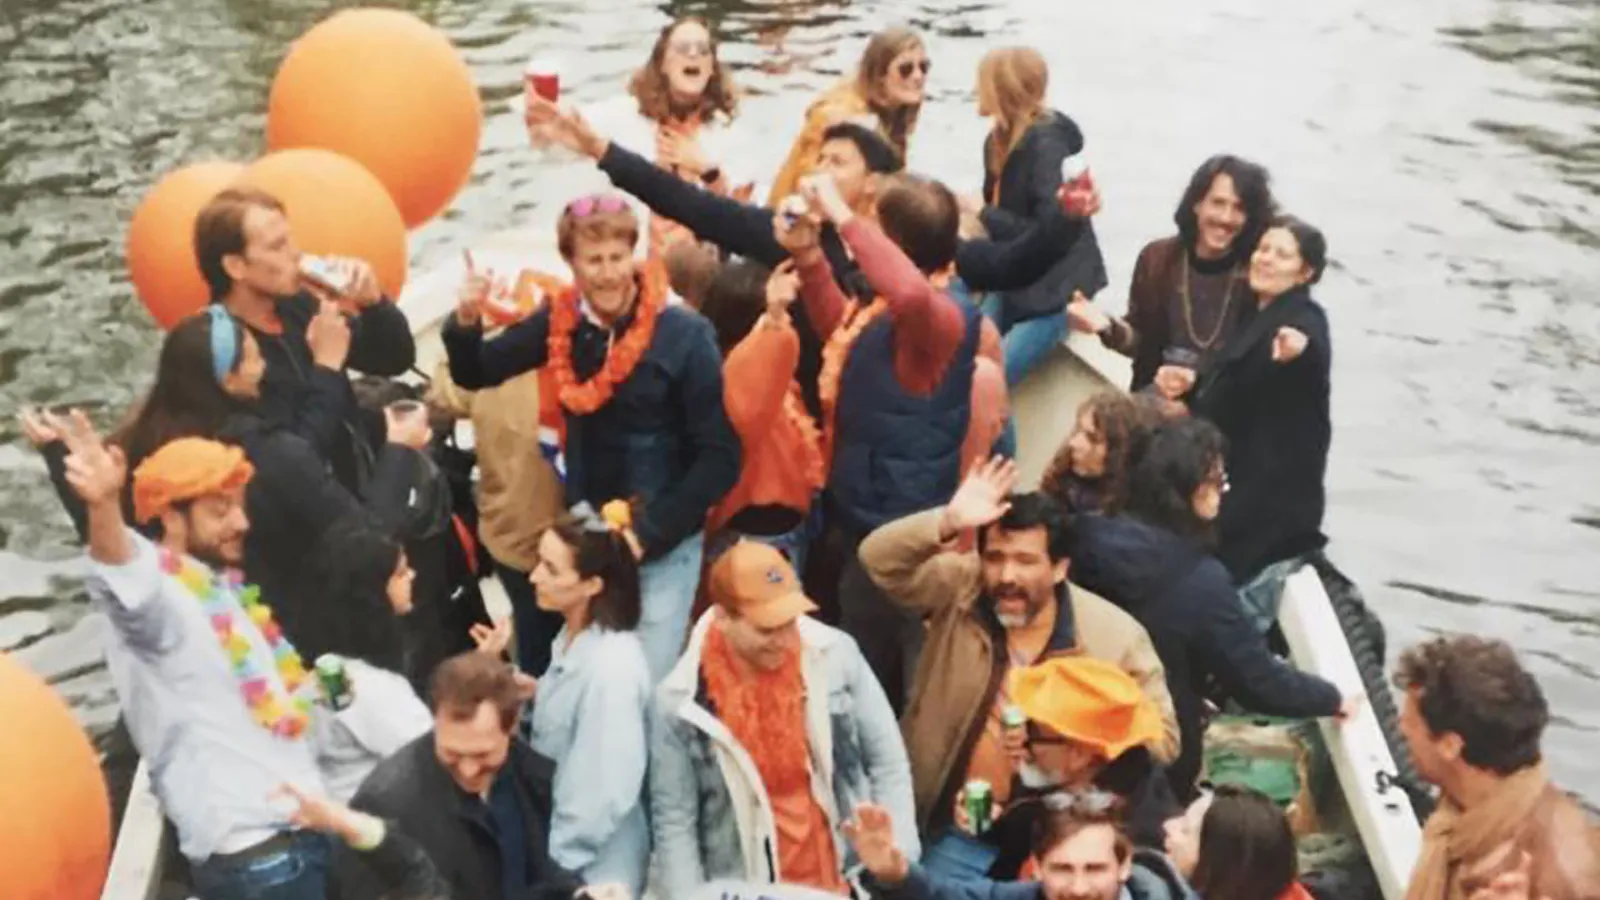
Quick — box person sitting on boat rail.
[442,196,740,684]
[1067,417,1353,802]
[857,458,1179,857]
[196,187,416,493]
[845,794,1199,900]
[975,657,1180,881]
[55,415,332,900]
[1395,635,1600,900]
[650,541,918,898]
[1065,155,1274,400]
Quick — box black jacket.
[441,301,740,560]
[1191,288,1332,582]
[337,733,582,900]
[594,142,1088,416]
[245,292,416,492]
[1068,513,1342,800]
[979,110,1109,319]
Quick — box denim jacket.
[649,611,921,898]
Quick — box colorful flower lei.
[160,549,313,739]
[544,265,668,415]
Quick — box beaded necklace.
[160,548,313,739]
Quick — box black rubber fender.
[1310,553,1437,822]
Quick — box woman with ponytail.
[521,504,653,897]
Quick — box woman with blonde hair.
[767,26,929,204]
[968,46,1108,395]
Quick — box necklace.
[160,548,313,739]
[1178,257,1240,351]
[545,266,666,415]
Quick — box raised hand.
[771,197,822,261]
[798,172,853,226]
[765,260,800,316]
[49,409,126,508]
[841,803,910,885]
[525,96,608,160]
[939,455,1018,540]
[1271,326,1308,363]
[1066,291,1110,335]
[307,300,352,371]
[19,407,61,447]
[330,257,381,311]
[470,617,514,660]
[455,250,491,328]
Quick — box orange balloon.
[0,653,111,900]
[126,161,246,329]
[266,8,481,228]
[237,149,408,298]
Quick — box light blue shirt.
[530,624,653,896]
[89,531,325,862]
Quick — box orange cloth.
[131,438,255,523]
[1280,884,1316,900]
[649,118,706,261]
[708,321,825,533]
[768,80,876,206]
[1008,656,1167,760]
[772,785,848,894]
[963,603,1058,807]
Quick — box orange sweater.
[708,319,826,534]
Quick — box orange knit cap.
[131,437,255,523]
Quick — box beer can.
[1001,704,1027,730]
[315,654,351,711]
[964,779,994,835]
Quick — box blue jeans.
[190,832,331,900]
[638,532,706,683]
[1237,554,1313,635]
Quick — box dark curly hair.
[289,516,408,673]
[629,17,739,124]
[1123,417,1227,541]
[1393,635,1547,775]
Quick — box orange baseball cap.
[1008,656,1165,760]
[707,541,817,629]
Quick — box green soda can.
[964,779,994,835]
[315,654,351,711]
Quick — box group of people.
[21,15,1600,900]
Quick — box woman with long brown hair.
[1039,391,1168,515]
[767,26,928,204]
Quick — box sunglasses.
[895,59,931,79]
[566,195,628,218]
[669,39,712,57]
[1024,723,1072,748]
[1038,788,1121,815]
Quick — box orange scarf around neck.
[700,622,811,794]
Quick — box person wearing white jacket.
[649,541,920,897]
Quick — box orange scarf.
[701,623,811,794]
[783,381,828,491]
[545,264,669,415]
[815,298,887,463]
[132,438,255,523]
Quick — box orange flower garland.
[545,265,668,415]
[783,384,827,490]
[815,297,887,461]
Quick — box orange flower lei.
[545,265,668,415]
[784,383,827,491]
[816,297,887,461]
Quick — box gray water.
[2,0,1596,801]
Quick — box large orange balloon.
[0,653,111,900]
[126,161,246,329]
[266,8,481,228]
[237,149,408,297]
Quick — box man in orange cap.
[650,540,919,897]
[55,412,331,900]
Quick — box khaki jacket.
[858,508,1182,830]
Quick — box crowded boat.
[8,10,1599,900]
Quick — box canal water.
[1,0,1596,804]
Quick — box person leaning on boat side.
[196,187,416,493]
[525,97,1090,419]
[572,15,752,262]
[1187,216,1332,612]
[857,458,1180,844]
[967,47,1109,390]
[1067,156,1274,399]
[767,25,928,205]
[441,197,740,684]
[1394,635,1600,900]
[55,417,333,900]
[649,541,919,897]
[1067,417,1353,802]
[977,657,1180,881]
[846,796,1199,900]
[335,651,590,900]
[26,309,426,664]
[1039,391,1170,515]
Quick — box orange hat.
[131,438,255,523]
[706,541,817,629]
[1008,657,1165,760]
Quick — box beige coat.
[858,508,1182,829]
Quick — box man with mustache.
[858,457,1179,878]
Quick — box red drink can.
[1059,154,1096,216]
[525,57,560,103]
